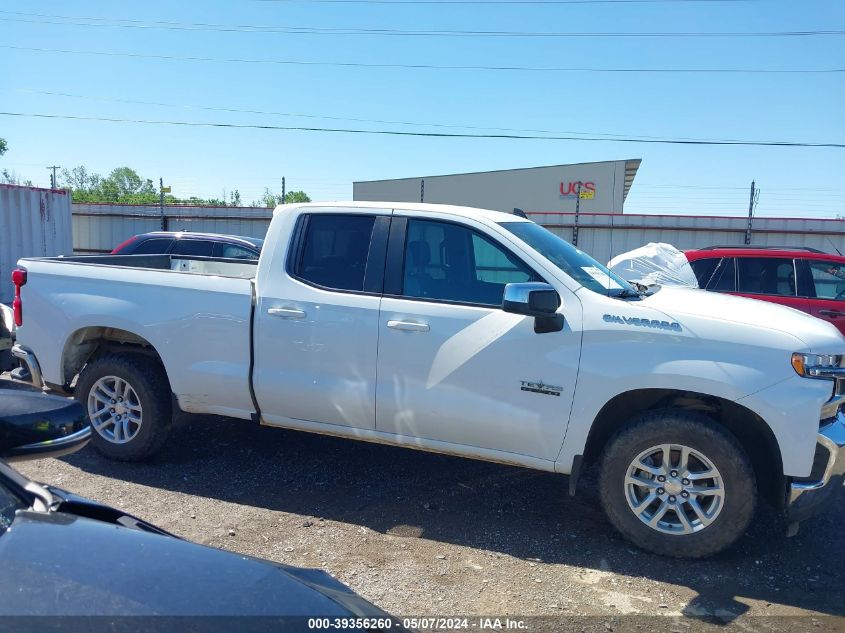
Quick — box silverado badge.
[520,381,562,397]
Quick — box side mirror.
[0,384,91,462]
[502,283,564,333]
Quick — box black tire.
[598,409,756,558]
[75,353,172,462]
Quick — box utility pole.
[159,177,166,231]
[572,182,582,247]
[281,177,286,205]
[46,165,60,189]
[744,180,759,245]
[420,179,425,203]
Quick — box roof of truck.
[275,201,530,224]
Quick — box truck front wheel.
[598,410,756,558]
[75,353,172,462]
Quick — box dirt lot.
[14,411,845,627]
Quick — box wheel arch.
[61,326,171,392]
[581,388,786,508]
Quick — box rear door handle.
[819,309,845,318]
[387,320,430,332]
[268,307,306,319]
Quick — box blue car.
[112,231,264,260]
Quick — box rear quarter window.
[218,243,259,260]
[126,238,174,255]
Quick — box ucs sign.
[559,181,596,198]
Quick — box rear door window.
[294,214,376,292]
[171,240,215,257]
[736,257,796,296]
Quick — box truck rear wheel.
[598,410,756,558]
[75,353,172,462]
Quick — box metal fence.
[72,203,275,253]
[69,202,845,264]
[1,185,73,303]
[528,212,845,264]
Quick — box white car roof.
[274,201,530,224]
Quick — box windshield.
[499,222,637,297]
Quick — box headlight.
[791,353,845,378]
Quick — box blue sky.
[0,0,843,216]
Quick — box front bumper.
[786,411,845,523]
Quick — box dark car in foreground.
[0,381,397,627]
[686,245,845,337]
[112,231,264,260]
[0,381,91,462]
[0,463,397,625]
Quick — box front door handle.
[387,320,430,332]
[819,309,845,318]
[268,307,306,319]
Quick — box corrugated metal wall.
[72,204,274,253]
[0,185,73,303]
[528,212,845,264]
[69,203,845,264]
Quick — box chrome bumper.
[11,344,44,389]
[787,411,845,523]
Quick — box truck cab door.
[253,210,390,430]
[375,216,581,462]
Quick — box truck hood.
[640,286,845,352]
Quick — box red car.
[685,246,845,336]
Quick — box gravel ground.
[13,410,845,627]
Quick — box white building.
[353,159,642,215]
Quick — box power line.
[2,11,840,38]
[21,88,802,142]
[253,0,759,4]
[1,111,842,147]
[6,44,841,75]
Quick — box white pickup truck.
[11,202,845,557]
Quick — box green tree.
[254,187,283,208]
[59,164,302,207]
[60,165,100,193]
[103,167,155,199]
[1,168,33,186]
[252,188,312,208]
[0,137,7,157]
[285,190,311,203]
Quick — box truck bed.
[15,253,257,420]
